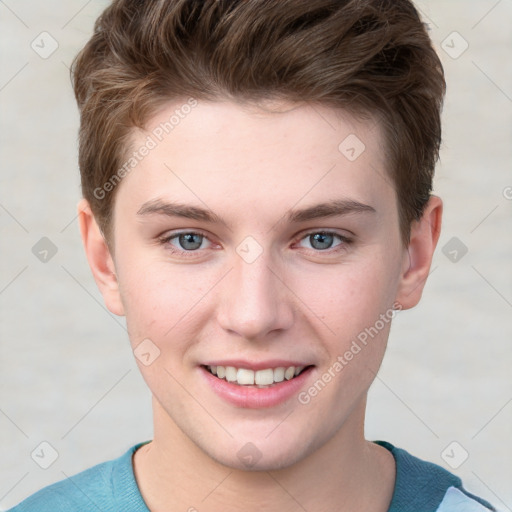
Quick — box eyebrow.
[137,199,230,228]
[137,198,376,228]
[285,199,376,223]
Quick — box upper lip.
[201,359,313,371]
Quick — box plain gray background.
[1,0,511,510]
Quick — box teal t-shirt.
[7,440,496,512]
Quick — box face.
[101,99,410,470]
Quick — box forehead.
[116,99,395,223]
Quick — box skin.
[79,99,442,511]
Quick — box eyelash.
[158,230,353,258]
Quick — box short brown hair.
[71,0,445,245]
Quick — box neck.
[133,396,395,512]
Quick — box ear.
[395,195,443,310]
[77,199,125,316]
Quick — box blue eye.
[298,231,351,252]
[161,232,211,253]
[174,232,204,250]
[159,229,352,259]
[308,232,336,250]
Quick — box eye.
[296,231,351,252]
[160,231,213,253]
[158,229,352,258]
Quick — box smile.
[204,365,309,387]
[200,361,315,408]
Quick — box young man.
[8,0,496,511]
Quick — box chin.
[209,443,308,472]
[199,427,319,472]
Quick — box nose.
[216,251,294,340]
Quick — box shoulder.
[6,460,115,512]
[374,441,496,512]
[6,441,151,512]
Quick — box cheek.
[294,259,398,418]
[117,259,214,349]
[294,252,399,343]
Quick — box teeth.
[284,367,295,380]
[255,368,274,386]
[273,367,285,382]
[207,365,307,386]
[237,368,254,385]
[225,366,237,382]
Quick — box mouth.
[199,362,315,408]
[201,364,313,388]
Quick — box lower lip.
[200,366,314,409]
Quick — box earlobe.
[77,199,125,316]
[395,195,443,310]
